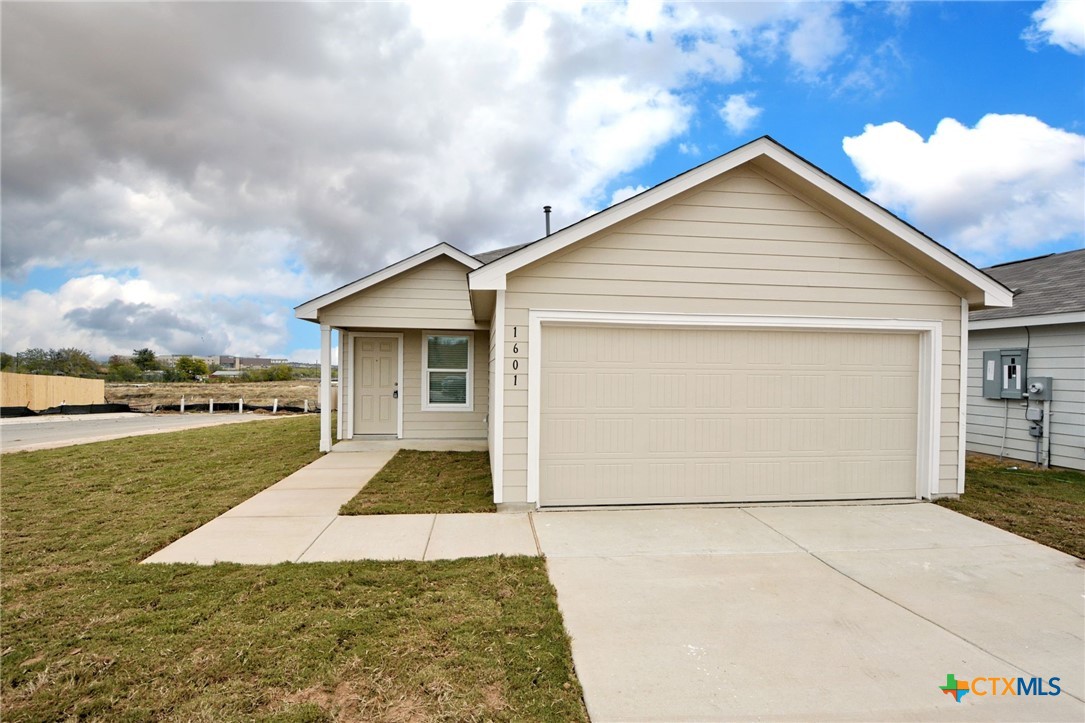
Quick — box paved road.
[1,412,297,453]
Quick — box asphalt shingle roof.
[970,248,1085,321]
[473,243,531,264]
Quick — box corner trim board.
[492,291,505,504]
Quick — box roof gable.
[468,137,1012,309]
[295,242,480,321]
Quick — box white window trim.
[421,332,474,412]
[526,309,942,508]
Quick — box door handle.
[392,390,398,399]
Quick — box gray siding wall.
[966,323,1085,470]
[499,166,964,503]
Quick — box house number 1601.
[511,328,519,385]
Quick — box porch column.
[336,329,345,440]
[319,323,332,452]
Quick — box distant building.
[158,354,288,370]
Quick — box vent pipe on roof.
[543,205,552,236]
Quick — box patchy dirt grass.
[106,380,325,412]
[937,454,1085,558]
[1,417,585,722]
[341,450,497,515]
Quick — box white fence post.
[209,398,214,414]
[180,396,185,414]
[238,398,243,414]
[272,398,278,414]
[304,399,309,413]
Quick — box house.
[296,137,1012,508]
[966,249,1085,470]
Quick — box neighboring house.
[296,137,1012,508]
[966,249,1085,470]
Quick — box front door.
[355,336,399,435]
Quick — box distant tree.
[132,348,160,371]
[51,348,101,377]
[0,352,13,371]
[242,364,293,382]
[106,355,141,382]
[16,348,51,374]
[173,356,209,381]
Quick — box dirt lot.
[106,380,332,412]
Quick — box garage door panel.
[540,326,920,506]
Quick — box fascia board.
[969,311,1085,330]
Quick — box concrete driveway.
[534,503,1084,722]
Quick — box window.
[423,334,472,410]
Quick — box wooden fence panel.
[1,373,105,410]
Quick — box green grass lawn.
[339,450,497,515]
[1,417,585,722]
[937,455,1085,558]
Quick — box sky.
[2,1,1083,363]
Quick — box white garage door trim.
[526,310,942,507]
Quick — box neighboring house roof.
[970,248,1085,328]
[295,242,481,321]
[468,136,1012,309]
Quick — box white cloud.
[678,142,701,156]
[2,2,856,357]
[786,2,848,75]
[842,114,1085,260]
[1023,0,1085,54]
[609,185,648,205]
[0,275,291,359]
[718,93,763,134]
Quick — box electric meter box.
[1027,376,1053,401]
[982,349,1028,400]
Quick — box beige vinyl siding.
[321,256,482,329]
[967,323,1085,470]
[399,329,488,440]
[499,166,963,503]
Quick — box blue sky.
[2,1,1083,362]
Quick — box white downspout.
[958,298,969,494]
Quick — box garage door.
[539,326,919,506]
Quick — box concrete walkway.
[144,443,537,565]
